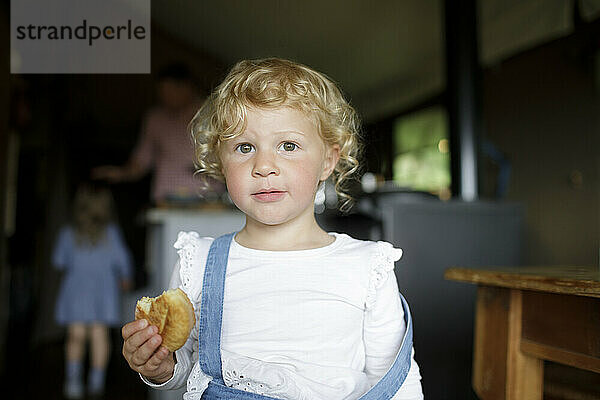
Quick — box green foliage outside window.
[393,106,451,194]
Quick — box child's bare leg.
[88,323,110,395]
[64,323,86,399]
[66,323,87,361]
[90,323,110,368]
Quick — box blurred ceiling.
[150,0,600,121]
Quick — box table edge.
[444,267,600,298]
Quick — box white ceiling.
[150,0,598,121]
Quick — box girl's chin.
[241,203,317,228]
[249,217,290,227]
[245,212,301,228]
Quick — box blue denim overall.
[197,233,414,400]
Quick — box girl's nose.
[252,151,280,177]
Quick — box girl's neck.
[235,216,334,251]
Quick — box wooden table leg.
[506,289,543,399]
[473,286,508,399]
[472,287,543,399]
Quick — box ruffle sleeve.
[363,241,423,399]
[365,241,403,310]
[141,231,214,395]
[173,231,210,301]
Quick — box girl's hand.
[121,319,175,384]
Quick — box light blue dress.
[52,224,132,326]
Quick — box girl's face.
[220,107,339,228]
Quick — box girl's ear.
[320,144,340,181]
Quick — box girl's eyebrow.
[273,130,305,136]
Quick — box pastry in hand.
[135,288,195,352]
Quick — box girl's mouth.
[251,189,287,202]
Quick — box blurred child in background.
[53,182,133,399]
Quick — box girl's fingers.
[145,346,170,370]
[123,324,158,356]
[122,319,148,340]
[130,333,163,367]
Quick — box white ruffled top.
[144,232,423,400]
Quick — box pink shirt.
[131,103,202,202]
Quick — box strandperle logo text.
[15,19,146,46]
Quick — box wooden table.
[444,266,600,400]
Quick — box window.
[392,106,451,197]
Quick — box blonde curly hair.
[190,58,362,211]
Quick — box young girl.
[53,182,133,399]
[122,58,423,399]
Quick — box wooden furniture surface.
[445,266,600,400]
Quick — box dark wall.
[482,21,600,267]
[5,23,227,358]
[0,2,10,376]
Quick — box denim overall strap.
[198,232,236,382]
[198,233,413,400]
[198,233,281,399]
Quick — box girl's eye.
[279,142,298,152]
[236,143,254,154]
